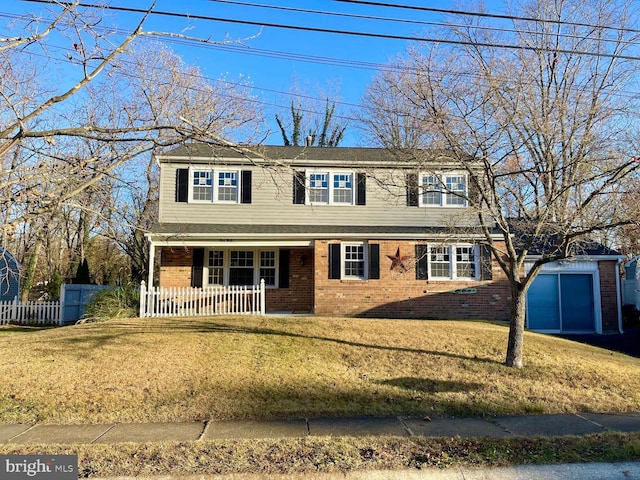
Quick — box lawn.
[0,315,639,425]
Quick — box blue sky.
[4,0,505,145]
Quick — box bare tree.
[361,0,640,367]
[0,2,263,235]
[0,2,264,291]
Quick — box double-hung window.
[309,173,329,203]
[306,170,355,205]
[192,170,213,201]
[419,172,467,207]
[205,249,278,287]
[190,168,239,203]
[427,244,478,280]
[343,243,365,279]
[422,175,442,206]
[217,171,238,202]
[207,250,224,285]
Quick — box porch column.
[147,241,156,287]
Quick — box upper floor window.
[294,169,366,206]
[417,172,467,207]
[190,168,239,203]
[306,170,355,205]
[175,167,251,204]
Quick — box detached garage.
[526,254,624,334]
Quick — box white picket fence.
[139,280,266,318]
[0,298,62,325]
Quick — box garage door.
[527,273,595,332]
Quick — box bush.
[80,284,139,323]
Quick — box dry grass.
[0,316,639,425]
[0,433,639,477]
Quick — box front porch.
[148,245,315,315]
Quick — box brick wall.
[159,248,193,287]
[158,246,314,313]
[313,240,512,321]
[266,248,314,313]
[599,260,621,331]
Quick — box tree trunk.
[20,239,41,302]
[505,283,527,368]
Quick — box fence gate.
[60,284,111,325]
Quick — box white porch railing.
[0,298,62,325]
[139,280,266,318]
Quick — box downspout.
[616,257,624,334]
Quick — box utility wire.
[334,0,640,35]
[206,0,640,48]
[18,0,640,61]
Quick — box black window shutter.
[329,244,341,279]
[415,244,428,280]
[356,173,366,205]
[293,170,305,204]
[176,168,189,203]
[241,170,252,204]
[480,244,493,280]
[191,248,205,288]
[406,173,419,206]
[368,243,380,279]
[279,249,290,288]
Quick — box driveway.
[558,326,640,358]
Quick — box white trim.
[305,169,356,206]
[525,261,602,333]
[419,171,468,208]
[148,239,314,248]
[146,233,501,243]
[204,247,280,288]
[341,242,368,280]
[427,243,481,281]
[188,167,240,204]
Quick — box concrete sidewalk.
[2,412,640,444]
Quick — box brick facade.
[159,248,193,288]
[157,244,620,328]
[265,248,314,313]
[313,240,512,321]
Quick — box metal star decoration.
[387,247,410,272]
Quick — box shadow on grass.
[53,317,503,366]
[0,325,58,334]
[377,377,484,393]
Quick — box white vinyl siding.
[160,165,478,228]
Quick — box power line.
[206,0,640,49]
[334,0,640,36]
[18,0,640,61]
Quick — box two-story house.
[147,144,514,321]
